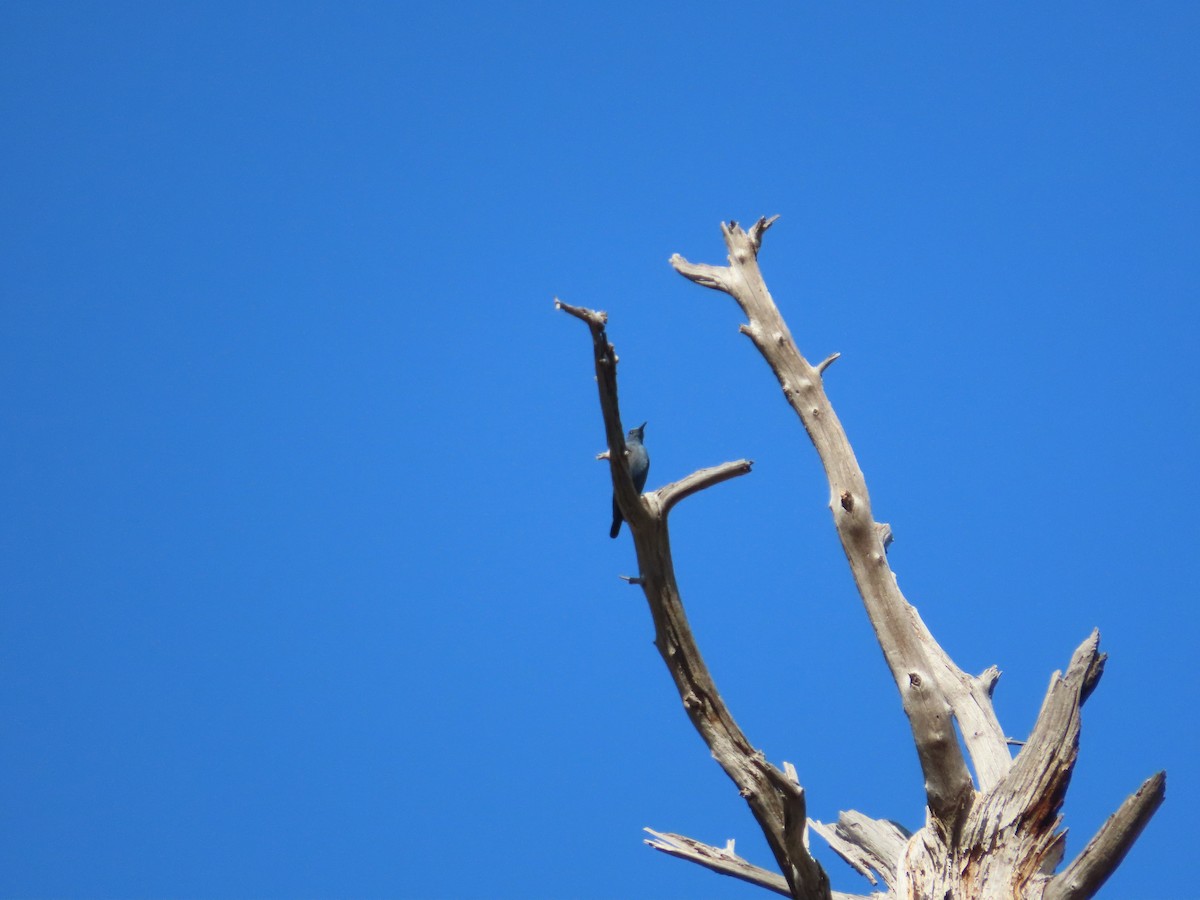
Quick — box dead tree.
[557,217,1164,900]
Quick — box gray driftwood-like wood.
[557,297,828,899]
[559,219,1164,899]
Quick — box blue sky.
[2,3,1196,898]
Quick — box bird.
[610,422,649,538]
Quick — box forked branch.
[673,219,1003,830]
[559,221,1163,899]
[558,297,830,900]
[665,220,1163,897]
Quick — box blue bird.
[610,422,649,538]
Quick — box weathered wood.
[672,220,1009,826]
[644,829,793,897]
[558,297,831,900]
[668,220,1162,898]
[1044,771,1166,900]
[811,812,911,890]
[560,220,1164,898]
[644,829,885,900]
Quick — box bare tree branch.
[671,220,1007,830]
[667,220,1163,897]
[561,220,1164,898]
[816,352,841,375]
[930,632,1096,896]
[555,298,650,531]
[1044,771,1166,900]
[644,829,792,897]
[656,459,754,518]
[560,296,831,899]
[746,214,781,251]
[668,258,736,294]
[810,812,911,890]
[1010,631,1104,798]
[644,830,881,900]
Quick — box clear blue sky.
[2,3,1196,898]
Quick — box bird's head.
[629,422,646,442]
